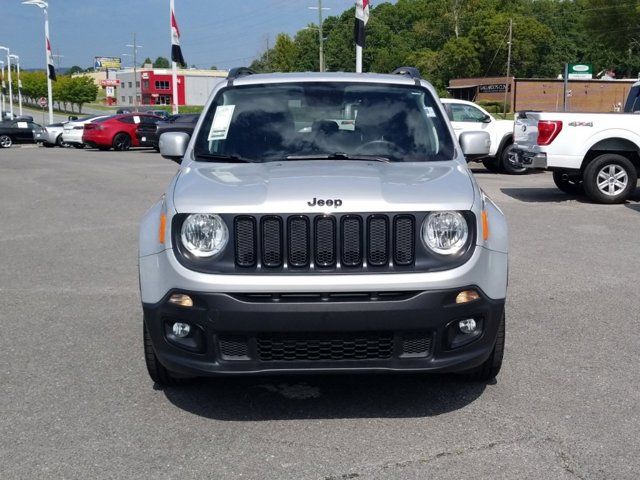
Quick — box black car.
[136,113,199,151]
[0,118,45,148]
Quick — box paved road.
[1,146,639,479]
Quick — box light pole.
[22,0,54,124]
[0,60,5,119]
[121,53,132,69]
[126,35,143,109]
[308,1,330,72]
[9,54,22,116]
[0,47,14,119]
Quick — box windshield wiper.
[195,153,255,163]
[285,152,390,162]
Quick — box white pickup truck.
[513,87,640,203]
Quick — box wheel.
[0,135,12,148]
[482,157,501,173]
[583,154,637,204]
[112,133,132,151]
[552,171,584,195]
[55,135,68,148]
[143,322,187,387]
[461,313,505,382]
[43,142,55,148]
[500,143,527,175]
[73,144,85,149]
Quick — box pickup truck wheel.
[482,157,501,173]
[500,144,527,175]
[460,313,505,382]
[0,135,12,148]
[583,154,637,204]
[143,322,189,387]
[552,171,584,195]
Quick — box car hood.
[172,160,475,214]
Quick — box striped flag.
[171,5,186,67]
[355,0,370,49]
[46,37,56,81]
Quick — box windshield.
[194,82,454,163]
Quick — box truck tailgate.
[513,112,540,148]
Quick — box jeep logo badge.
[308,197,343,208]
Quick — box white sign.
[105,86,115,98]
[208,105,235,141]
[17,121,28,129]
[38,97,48,108]
[133,116,141,124]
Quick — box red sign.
[38,97,48,108]
[100,79,120,87]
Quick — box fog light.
[456,289,480,304]
[168,293,193,307]
[172,322,191,338]
[458,318,477,334]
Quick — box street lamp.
[22,0,54,124]
[0,60,5,119]
[126,34,143,108]
[0,46,13,119]
[9,54,23,116]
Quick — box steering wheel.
[354,139,402,155]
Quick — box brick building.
[448,76,638,113]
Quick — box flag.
[46,37,56,81]
[171,6,186,67]
[355,0,370,49]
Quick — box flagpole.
[355,0,368,74]
[356,46,362,74]
[44,5,53,124]
[171,0,179,115]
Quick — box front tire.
[0,135,12,148]
[553,170,584,195]
[143,322,187,387]
[113,133,132,151]
[482,157,501,173]
[461,313,505,382]
[583,154,637,204]
[500,144,527,175]
[73,143,85,149]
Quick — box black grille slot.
[394,215,415,266]
[315,216,336,267]
[219,336,250,360]
[288,216,310,267]
[401,334,431,358]
[368,215,389,266]
[234,216,257,267]
[261,216,283,268]
[257,333,394,362]
[341,216,363,267]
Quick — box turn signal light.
[481,211,490,241]
[158,212,167,244]
[456,290,480,304]
[168,293,194,308]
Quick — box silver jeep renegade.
[139,68,508,386]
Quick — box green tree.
[142,57,153,66]
[67,65,84,75]
[68,76,99,113]
[153,56,171,68]
[20,71,48,102]
[270,33,298,72]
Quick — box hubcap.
[0,136,10,147]
[596,164,628,196]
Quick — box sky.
[0,0,363,70]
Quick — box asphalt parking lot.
[1,145,639,479]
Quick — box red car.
[82,113,161,151]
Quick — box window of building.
[155,80,170,90]
[121,96,126,103]
[129,96,133,104]
[128,82,132,88]
[142,80,149,89]
[136,81,140,88]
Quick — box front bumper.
[143,287,505,376]
[512,149,547,169]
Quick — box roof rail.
[391,67,422,80]
[227,67,256,81]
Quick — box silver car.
[139,69,508,386]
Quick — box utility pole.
[126,34,143,109]
[503,19,513,117]
[309,1,330,72]
[266,36,270,72]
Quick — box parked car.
[139,67,508,387]
[83,113,161,151]
[62,115,110,149]
[145,109,171,120]
[513,82,640,203]
[0,118,45,148]
[441,99,522,174]
[35,122,69,148]
[136,113,199,150]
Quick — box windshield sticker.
[17,122,28,129]
[425,107,436,117]
[133,116,141,124]
[208,105,236,141]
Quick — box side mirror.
[159,132,190,163]
[460,131,491,160]
[68,115,78,121]
[481,114,492,123]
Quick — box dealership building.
[448,75,638,113]
[115,67,227,107]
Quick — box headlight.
[181,214,228,258]
[422,211,468,255]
